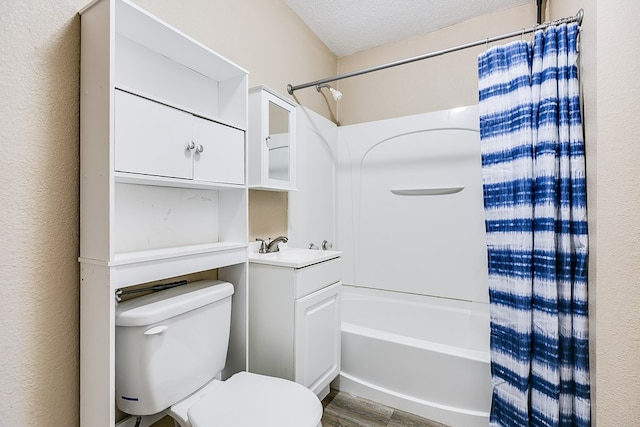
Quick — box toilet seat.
[184,372,323,427]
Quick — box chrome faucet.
[266,236,288,253]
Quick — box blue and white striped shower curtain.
[478,22,590,426]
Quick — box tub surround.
[337,106,488,303]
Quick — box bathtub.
[338,285,492,427]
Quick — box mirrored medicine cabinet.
[248,86,297,191]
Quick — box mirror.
[267,100,290,181]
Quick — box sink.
[248,247,341,268]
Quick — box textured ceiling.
[283,0,532,57]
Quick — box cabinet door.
[294,282,341,394]
[263,93,296,190]
[192,117,245,184]
[114,90,193,179]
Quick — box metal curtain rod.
[286,9,584,95]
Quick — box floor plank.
[388,409,449,427]
[322,390,449,427]
[322,390,393,427]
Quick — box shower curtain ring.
[530,24,537,43]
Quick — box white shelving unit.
[79,0,249,425]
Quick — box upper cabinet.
[248,86,297,191]
[114,90,245,185]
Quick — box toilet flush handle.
[144,325,169,336]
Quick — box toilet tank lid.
[115,280,234,327]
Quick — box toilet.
[115,280,323,427]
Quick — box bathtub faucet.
[267,236,288,253]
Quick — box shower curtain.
[478,22,590,426]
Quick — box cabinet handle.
[265,136,271,146]
[196,144,204,153]
[186,141,195,150]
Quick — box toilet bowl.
[115,280,322,427]
[168,372,322,427]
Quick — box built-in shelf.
[112,242,246,265]
[115,172,246,190]
[79,243,248,288]
[390,187,464,196]
[113,0,246,81]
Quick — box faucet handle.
[256,238,268,254]
[322,240,333,250]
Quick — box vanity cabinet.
[248,257,341,399]
[248,86,297,191]
[79,0,249,425]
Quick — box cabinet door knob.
[265,136,271,146]
[196,144,204,153]
[186,141,195,150]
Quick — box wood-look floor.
[321,389,450,427]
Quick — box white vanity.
[248,249,342,399]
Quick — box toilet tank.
[115,280,234,416]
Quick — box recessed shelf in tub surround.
[390,187,464,196]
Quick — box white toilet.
[115,280,323,427]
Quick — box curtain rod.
[286,9,583,96]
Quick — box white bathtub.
[338,285,492,427]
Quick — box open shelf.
[115,171,246,191]
[112,242,247,265]
[114,0,247,82]
[80,242,247,289]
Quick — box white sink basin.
[248,247,341,268]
